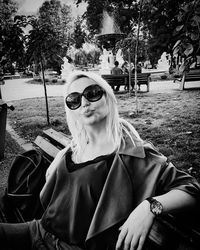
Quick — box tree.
[0,0,26,73]
[173,0,200,71]
[76,0,137,36]
[36,0,72,72]
[77,0,200,73]
[71,17,86,49]
[26,0,72,125]
[140,0,185,67]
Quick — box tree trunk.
[40,59,50,125]
[128,49,132,96]
[134,0,143,114]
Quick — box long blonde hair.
[63,70,142,158]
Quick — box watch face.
[151,200,163,215]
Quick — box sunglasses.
[65,84,105,110]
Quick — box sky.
[15,0,87,18]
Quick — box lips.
[82,109,94,117]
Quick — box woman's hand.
[116,200,155,250]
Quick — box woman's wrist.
[146,197,163,216]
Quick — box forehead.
[69,77,98,93]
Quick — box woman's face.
[67,77,109,127]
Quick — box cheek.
[96,98,109,115]
[70,109,81,120]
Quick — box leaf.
[193,15,200,24]
[176,25,184,32]
[190,33,199,41]
[173,40,181,49]
[177,13,184,22]
[184,44,193,56]
[173,46,180,56]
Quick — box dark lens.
[66,92,81,110]
[84,85,104,102]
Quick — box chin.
[83,118,98,126]
[83,115,107,126]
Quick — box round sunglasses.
[65,84,105,110]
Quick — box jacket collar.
[118,134,146,158]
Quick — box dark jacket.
[39,135,200,250]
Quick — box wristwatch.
[146,197,163,216]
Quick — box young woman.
[0,71,200,250]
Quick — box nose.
[81,96,90,107]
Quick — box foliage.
[141,0,187,67]
[71,17,86,49]
[26,0,72,74]
[25,0,72,125]
[0,0,26,73]
[76,0,200,71]
[76,0,138,36]
[116,33,147,63]
[173,0,200,71]
[76,0,179,66]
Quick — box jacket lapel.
[86,154,133,243]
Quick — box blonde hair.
[63,70,142,159]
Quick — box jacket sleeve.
[156,159,200,199]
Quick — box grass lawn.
[1,88,200,187]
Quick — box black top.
[66,149,115,172]
[41,149,116,246]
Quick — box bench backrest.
[185,71,200,77]
[34,128,71,162]
[102,74,128,86]
[131,73,150,81]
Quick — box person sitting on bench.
[111,60,123,91]
[0,70,200,250]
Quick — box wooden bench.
[130,73,150,92]
[101,74,128,91]
[175,70,200,90]
[1,128,200,249]
[34,128,71,162]
[102,73,150,92]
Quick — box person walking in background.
[0,70,200,250]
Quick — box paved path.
[1,78,64,102]
[1,77,200,102]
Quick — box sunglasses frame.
[65,84,105,110]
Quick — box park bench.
[175,69,200,90]
[0,128,200,249]
[130,73,150,92]
[102,73,150,92]
[101,74,128,91]
[34,128,71,162]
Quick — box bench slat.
[34,135,60,160]
[43,128,71,148]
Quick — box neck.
[86,125,110,145]
[80,128,116,163]
[84,120,117,154]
